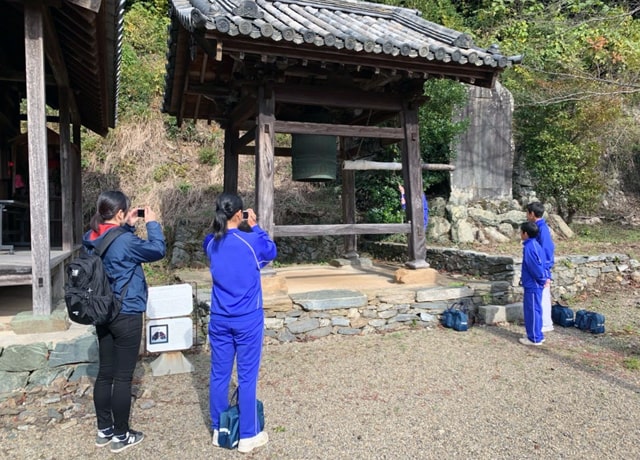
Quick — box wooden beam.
[0,69,57,86]
[238,145,290,156]
[273,84,403,111]
[25,2,53,314]
[229,98,257,130]
[237,127,256,148]
[214,37,500,88]
[275,120,404,139]
[343,160,455,171]
[274,223,411,237]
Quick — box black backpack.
[64,227,128,326]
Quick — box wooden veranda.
[163,0,521,268]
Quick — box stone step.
[289,289,368,311]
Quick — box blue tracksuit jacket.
[203,225,277,317]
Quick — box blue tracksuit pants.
[209,308,264,439]
[523,287,544,343]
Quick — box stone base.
[263,294,293,312]
[394,267,437,285]
[10,309,69,334]
[150,351,193,376]
[262,273,288,297]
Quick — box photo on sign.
[149,324,169,344]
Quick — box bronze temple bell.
[291,110,337,182]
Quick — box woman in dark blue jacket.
[203,192,276,454]
[83,191,166,453]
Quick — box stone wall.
[0,334,98,398]
[365,242,639,299]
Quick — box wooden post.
[340,138,358,258]
[223,126,239,193]
[255,86,275,237]
[73,123,82,243]
[25,2,52,314]
[59,89,73,251]
[401,102,428,268]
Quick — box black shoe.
[110,430,144,453]
[95,427,113,447]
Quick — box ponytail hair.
[212,192,243,240]
[89,191,130,232]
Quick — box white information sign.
[146,283,193,319]
[146,317,193,353]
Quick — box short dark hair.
[526,201,545,218]
[520,221,539,238]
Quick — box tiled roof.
[170,0,520,70]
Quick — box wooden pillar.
[255,86,275,237]
[340,138,357,258]
[25,2,52,314]
[401,101,428,268]
[73,123,82,243]
[223,126,239,193]
[59,89,73,251]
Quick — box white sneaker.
[542,326,554,333]
[519,337,542,346]
[237,431,268,453]
[212,429,219,447]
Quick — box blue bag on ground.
[551,302,575,327]
[441,303,468,332]
[218,390,265,449]
[575,309,605,334]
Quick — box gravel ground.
[1,318,640,460]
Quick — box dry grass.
[81,117,340,229]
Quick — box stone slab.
[415,286,474,302]
[290,290,368,311]
[10,309,69,335]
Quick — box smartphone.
[242,210,249,219]
[137,209,145,217]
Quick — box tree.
[467,0,640,217]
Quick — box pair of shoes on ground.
[519,337,544,346]
[96,429,144,453]
[213,429,268,453]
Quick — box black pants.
[94,313,143,436]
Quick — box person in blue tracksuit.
[519,221,546,346]
[83,191,166,453]
[398,183,429,230]
[203,192,277,454]
[526,202,556,333]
